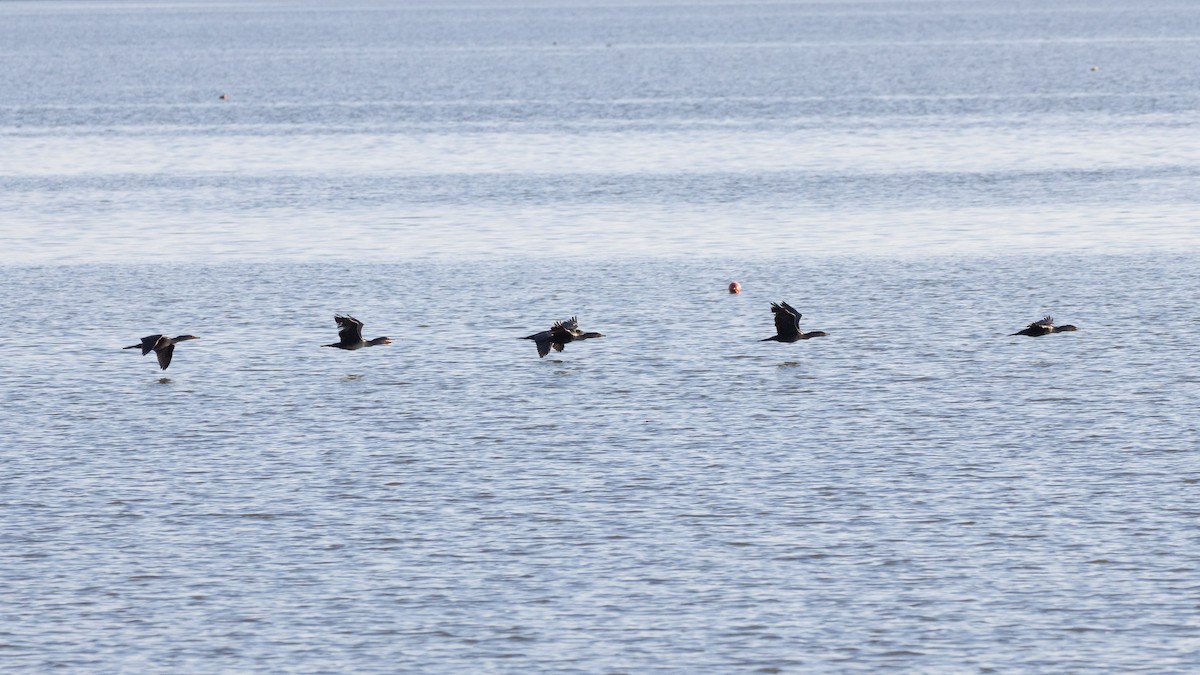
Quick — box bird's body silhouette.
[522,316,604,357]
[1012,316,1077,337]
[762,302,826,342]
[323,315,392,350]
[123,334,199,370]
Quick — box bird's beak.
[383,339,393,344]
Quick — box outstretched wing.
[550,322,577,343]
[559,316,581,335]
[140,334,163,355]
[156,344,175,370]
[781,302,804,333]
[334,315,364,344]
[1023,316,1053,331]
[531,337,553,358]
[771,302,801,340]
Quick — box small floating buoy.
[728,281,742,294]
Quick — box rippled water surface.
[2,0,1200,672]
[4,256,1199,672]
[4,0,1200,262]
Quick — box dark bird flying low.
[123,334,199,370]
[1012,316,1077,337]
[522,316,605,358]
[762,301,827,342]
[323,315,392,350]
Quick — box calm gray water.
[2,0,1199,672]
